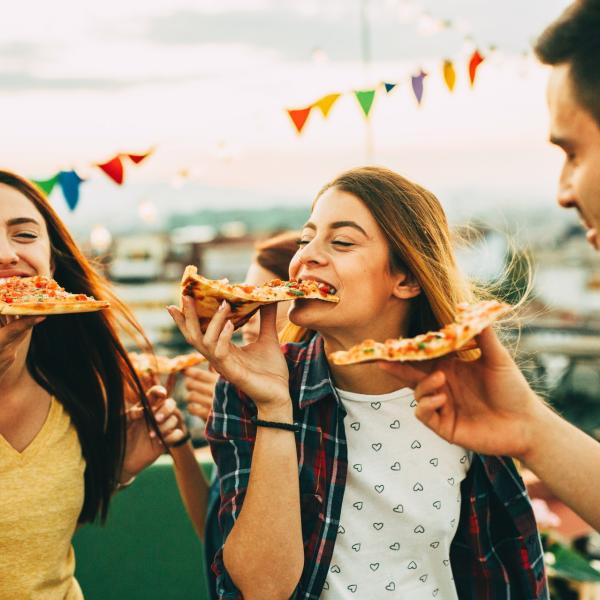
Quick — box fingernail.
[156,413,165,423]
[218,300,227,311]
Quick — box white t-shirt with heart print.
[320,387,471,599]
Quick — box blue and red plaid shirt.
[207,334,548,599]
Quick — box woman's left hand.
[120,385,187,483]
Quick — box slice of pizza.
[128,352,206,377]
[180,265,339,332]
[330,300,512,365]
[0,275,110,315]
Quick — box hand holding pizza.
[168,298,292,415]
[380,326,546,462]
[121,385,187,482]
[0,315,45,382]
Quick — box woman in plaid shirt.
[170,166,548,600]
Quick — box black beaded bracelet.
[251,415,300,433]
[169,431,192,448]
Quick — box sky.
[0,0,574,233]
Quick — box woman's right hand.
[0,315,45,381]
[168,299,291,416]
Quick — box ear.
[392,271,421,300]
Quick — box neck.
[321,316,412,395]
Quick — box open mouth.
[298,276,337,296]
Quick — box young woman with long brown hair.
[170,166,548,599]
[0,170,183,599]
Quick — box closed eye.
[332,240,354,247]
[14,232,38,240]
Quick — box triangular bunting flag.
[313,93,341,118]
[469,50,484,87]
[32,173,60,196]
[287,107,312,134]
[442,60,456,92]
[384,82,397,94]
[58,171,84,211]
[97,156,125,185]
[125,150,153,164]
[354,90,376,118]
[411,70,427,105]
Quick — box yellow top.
[0,396,85,599]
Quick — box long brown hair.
[280,166,480,348]
[0,170,157,523]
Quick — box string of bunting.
[286,48,487,135]
[31,149,153,211]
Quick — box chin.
[288,298,337,330]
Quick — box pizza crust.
[330,300,512,365]
[180,265,339,332]
[0,299,110,315]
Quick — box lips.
[0,270,32,278]
[298,275,337,295]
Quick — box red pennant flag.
[126,150,153,164]
[97,156,125,185]
[468,50,484,87]
[286,107,312,135]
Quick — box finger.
[378,360,431,388]
[414,371,446,400]
[182,295,206,346]
[185,391,214,409]
[202,299,230,348]
[187,402,211,421]
[164,428,186,446]
[214,319,234,361]
[146,385,167,406]
[476,327,509,361]
[0,316,44,341]
[167,305,190,341]
[126,403,145,421]
[414,393,447,434]
[184,378,216,396]
[184,367,219,384]
[159,414,179,434]
[258,303,278,340]
[154,397,177,422]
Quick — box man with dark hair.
[385,0,600,531]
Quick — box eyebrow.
[303,220,369,237]
[6,217,40,227]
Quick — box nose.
[557,162,576,209]
[295,238,328,269]
[0,234,18,265]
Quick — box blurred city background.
[3,1,600,596]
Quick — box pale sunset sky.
[0,0,573,230]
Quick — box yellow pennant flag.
[313,93,341,118]
[443,60,456,92]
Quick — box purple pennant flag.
[411,70,427,105]
[58,170,85,211]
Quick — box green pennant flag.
[32,173,60,196]
[354,89,376,118]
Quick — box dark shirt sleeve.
[205,377,257,600]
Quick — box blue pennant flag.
[58,170,84,211]
[384,82,397,93]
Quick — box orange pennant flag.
[287,106,312,135]
[313,93,341,118]
[97,156,125,185]
[443,60,456,92]
[468,50,484,87]
[126,149,153,164]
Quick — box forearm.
[172,442,210,540]
[224,404,304,599]
[523,404,600,531]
